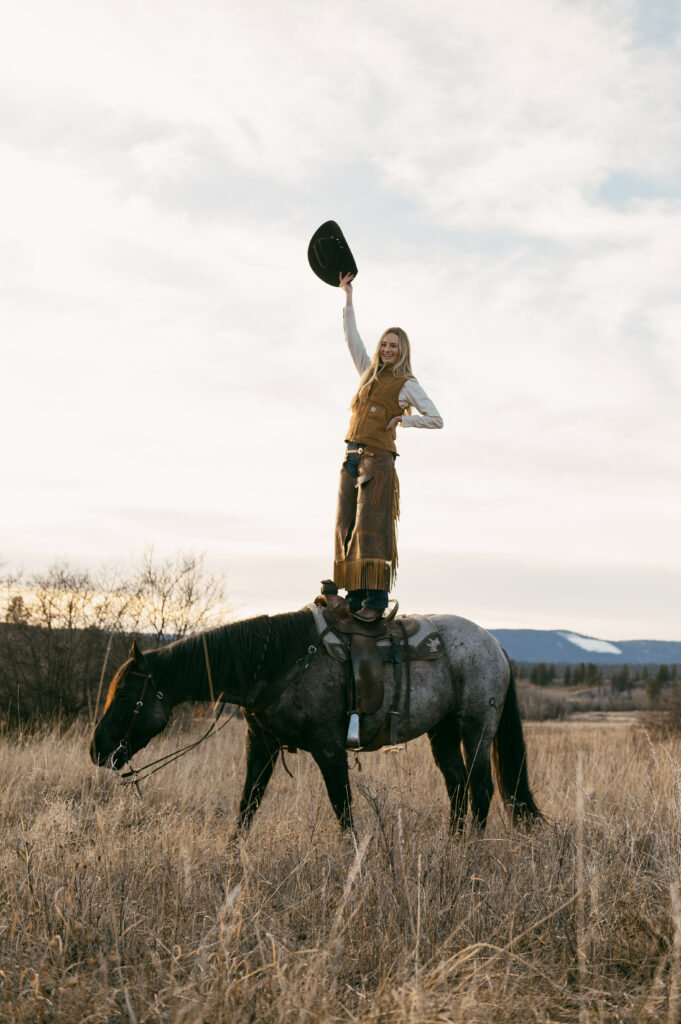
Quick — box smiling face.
[379,331,400,366]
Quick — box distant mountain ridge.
[488,628,681,665]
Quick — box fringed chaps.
[333,448,400,592]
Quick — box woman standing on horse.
[334,271,443,621]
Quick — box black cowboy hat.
[307,220,358,287]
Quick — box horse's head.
[89,640,171,770]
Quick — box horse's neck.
[151,634,233,706]
[149,621,264,707]
[152,611,315,708]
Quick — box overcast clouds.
[1,0,679,639]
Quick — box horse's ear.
[129,639,146,668]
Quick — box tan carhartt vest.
[346,369,404,453]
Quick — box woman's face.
[379,332,400,366]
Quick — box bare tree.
[0,550,230,724]
[0,561,137,720]
[127,547,227,644]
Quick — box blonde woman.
[332,272,443,621]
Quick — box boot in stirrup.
[353,606,383,623]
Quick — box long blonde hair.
[350,327,414,414]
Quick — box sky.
[1,0,680,640]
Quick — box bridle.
[109,667,166,770]
[109,657,241,787]
[109,630,241,772]
[107,620,326,788]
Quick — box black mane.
[150,608,317,702]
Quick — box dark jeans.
[347,588,389,611]
[343,448,362,478]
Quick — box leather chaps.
[333,447,399,592]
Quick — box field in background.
[2,717,681,1023]
[517,679,656,722]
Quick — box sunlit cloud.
[1,0,679,639]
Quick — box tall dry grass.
[2,716,681,1022]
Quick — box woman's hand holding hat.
[339,271,354,306]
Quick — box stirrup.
[383,599,399,623]
[346,713,360,750]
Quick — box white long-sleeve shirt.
[343,307,444,429]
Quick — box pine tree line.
[514,661,679,692]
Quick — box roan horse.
[90,607,541,832]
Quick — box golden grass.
[2,718,681,1022]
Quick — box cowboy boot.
[354,606,383,623]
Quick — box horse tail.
[492,655,542,823]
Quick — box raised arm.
[340,272,370,375]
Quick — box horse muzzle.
[89,735,129,770]
[107,740,130,770]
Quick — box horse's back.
[418,613,507,662]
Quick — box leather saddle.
[314,594,445,746]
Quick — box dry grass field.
[2,715,681,1023]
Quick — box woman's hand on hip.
[339,272,354,305]
[387,416,402,440]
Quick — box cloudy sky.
[2,0,679,639]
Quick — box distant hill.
[488,629,681,665]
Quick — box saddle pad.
[306,603,444,664]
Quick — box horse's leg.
[428,712,469,832]
[237,725,280,832]
[311,746,354,833]
[461,727,494,829]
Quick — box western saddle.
[314,584,445,750]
